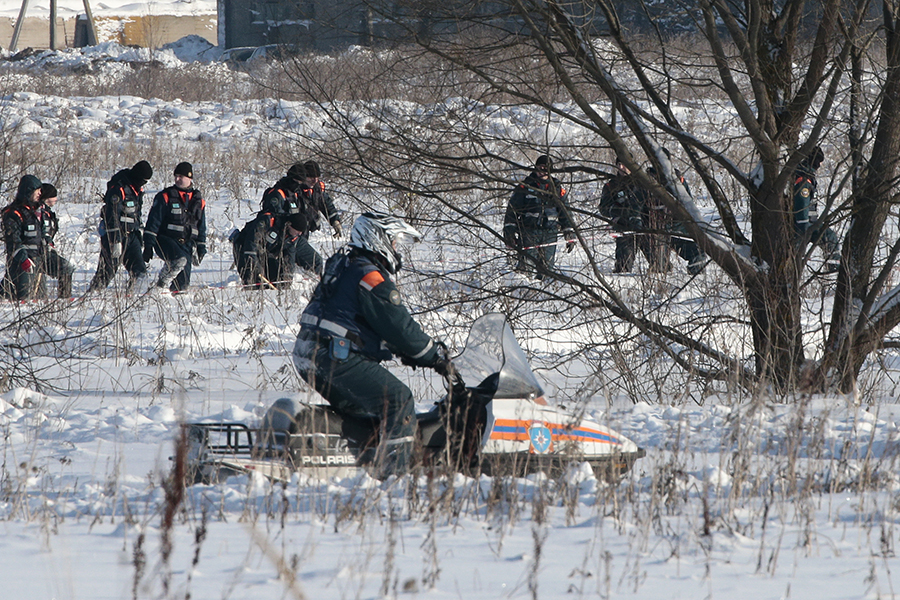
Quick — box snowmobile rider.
[88,160,153,292]
[38,183,75,298]
[236,211,308,288]
[292,212,453,479]
[503,154,576,279]
[599,154,657,273]
[143,162,207,292]
[1,174,46,300]
[295,159,342,276]
[793,145,841,273]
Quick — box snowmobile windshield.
[452,313,544,400]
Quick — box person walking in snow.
[143,162,207,292]
[503,154,576,279]
[292,212,453,479]
[236,211,308,288]
[598,154,659,273]
[645,149,707,275]
[235,161,324,277]
[1,174,46,300]
[295,160,343,276]
[38,183,75,298]
[793,145,841,273]
[260,162,307,217]
[87,160,153,292]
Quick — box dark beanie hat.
[129,160,153,183]
[303,160,321,178]
[174,162,193,178]
[287,162,305,181]
[535,154,553,169]
[287,212,308,231]
[810,146,824,169]
[40,183,58,200]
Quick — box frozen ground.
[0,37,899,600]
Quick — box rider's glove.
[332,220,343,238]
[503,229,519,249]
[430,341,454,378]
[110,241,123,260]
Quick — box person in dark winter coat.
[260,163,307,217]
[38,183,75,298]
[503,155,576,279]
[292,212,453,479]
[793,146,841,273]
[646,150,707,275]
[87,160,152,292]
[143,162,207,292]
[236,212,307,288]
[598,155,660,273]
[295,160,342,275]
[1,175,45,300]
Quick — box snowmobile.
[184,313,645,483]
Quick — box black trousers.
[294,233,324,276]
[43,247,74,297]
[88,231,146,291]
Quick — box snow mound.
[2,387,56,410]
[161,34,224,63]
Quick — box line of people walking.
[3,145,841,300]
[2,157,342,300]
[504,146,839,279]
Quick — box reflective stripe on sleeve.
[409,339,434,360]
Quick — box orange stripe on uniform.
[360,271,385,290]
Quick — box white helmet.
[349,212,422,273]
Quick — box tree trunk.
[748,179,804,390]
[822,10,900,392]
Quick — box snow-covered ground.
[1,35,899,600]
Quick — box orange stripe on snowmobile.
[489,418,620,445]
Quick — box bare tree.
[272,0,900,397]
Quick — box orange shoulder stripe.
[360,270,385,290]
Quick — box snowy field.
[2,25,900,600]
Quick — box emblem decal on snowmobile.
[529,422,552,454]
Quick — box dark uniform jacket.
[100,169,145,246]
[2,201,44,264]
[241,212,298,261]
[599,173,649,231]
[298,180,340,232]
[260,177,304,217]
[145,186,206,247]
[39,205,59,245]
[504,172,573,238]
[300,250,438,365]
